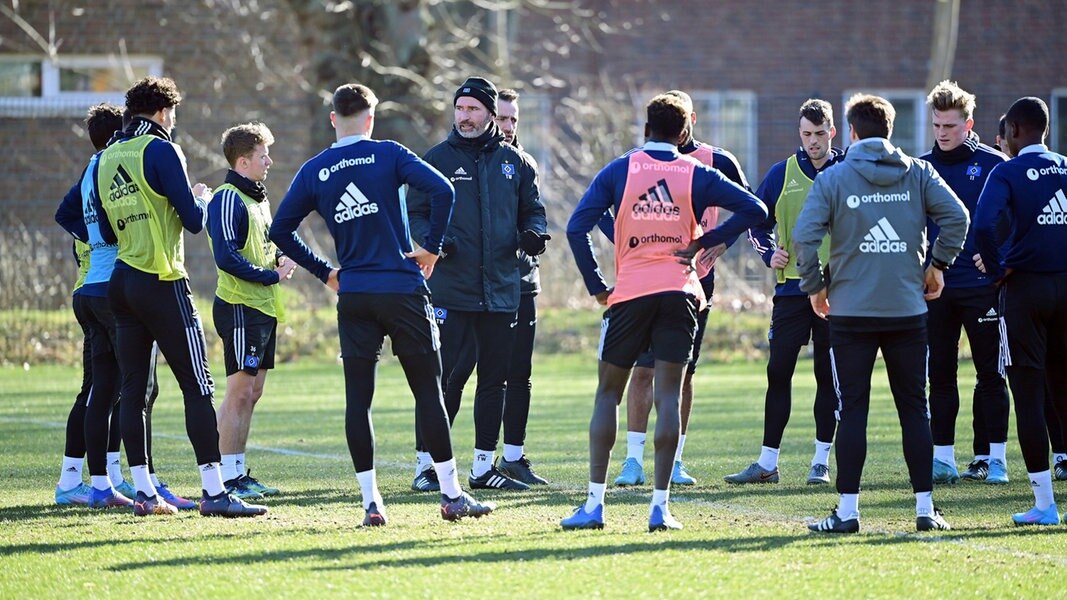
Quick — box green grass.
[1,355,1063,598]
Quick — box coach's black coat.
[408,124,546,313]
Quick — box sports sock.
[933,445,955,465]
[236,453,247,476]
[915,491,933,517]
[651,488,670,514]
[150,472,161,488]
[434,459,463,499]
[356,469,384,510]
[221,454,239,482]
[472,449,494,478]
[837,493,859,520]
[626,431,646,462]
[674,435,687,463]
[58,456,83,490]
[1028,470,1055,511]
[584,482,606,512]
[989,443,1007,464]
[503,444,524,462]
[758,446,780,472]
[415,451,432,476]
[812,440,832,467]
[199,463,225,497]
[131,465,157,497]
[1055,453,1067,465]
[975,454,991,463]
[106,452,123,487]
[91,475,112,492]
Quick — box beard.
[457,118,490,139]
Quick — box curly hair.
[125,76,182,116]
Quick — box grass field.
[1,354,1065,598]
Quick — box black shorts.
[599,293,699,368]
[337,292,440,360]
[768,294,828,350]
[1001,272,1067,370]
[213,297,277,376]
[633,297,711,374]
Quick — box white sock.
[91,475,112,492]
[1055,453,1067,465]
[150,472,161,488]
[626,431,646,462]
[758,446,780,472]
[106,452,123,486]
[131,465,157,497]
[1029,470,1055,511]
[837,493,859,520]
[472,449,494,477]
[989,443,1007,463]
[503,444,524,462]
[221,454,239,482]
[674,435,687,463]
[356,469,384,510]
[199,463,225,496]
[58,456,83,490]
[236,453,247,476]
[434,459,463,499]
[812,440,832,467]
[584,482,606,512]
[933,445,955,465]
[651,488,670,514]
[416,451,433,476]
[915,491,934,517]
[975,454,991,463]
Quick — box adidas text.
[334,182,379,223]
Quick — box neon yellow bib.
[73,239,91,293]
[775,155,831,283]
[98,135,187,281]
[209,183,284,320]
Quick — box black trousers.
[1001,272,1067,473]
[81,295,122,476]
[108,268,219,468]
[762,295,837,449]
[926,286,1009,452]
[66,295,94,460]
[830,321,933,494]
[419,309,517,452]
[445,295,538,449]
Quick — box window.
[841,89,929,157]
[1052,89,1067,154]
[0,55,163,117]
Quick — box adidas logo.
[859,218,907,253]
[978,306,999,323]
[985,308,997,317]
[786,178,800,188]
[334,182,379,223]
[1037,189,1067,225]
[107,164,140,205]
[65,466,78,472]
[455,167,468,176]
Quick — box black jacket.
[514,141,541,296]
[409,124,546,312]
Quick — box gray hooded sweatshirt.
[793,137,969,319]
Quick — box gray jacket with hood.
[793,137,969,319]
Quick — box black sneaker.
[440,492,495,521]
[411,468,440,492]
[961,459,989,481]
[468,465,530,491]
[1055,460,1067,482]
[362,501,387,527]
[808,508,859,534]
[199,490,268,518]
[496,456,549,485]
[916,507,951,531]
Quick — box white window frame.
[841,89,929,157]
[0,54,163,118]
[634,90,758,183]
[1051,88,1067,154]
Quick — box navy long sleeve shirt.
[207,187,279,286]
[568,141,767,296]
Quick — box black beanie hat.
[454,77,498,116]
